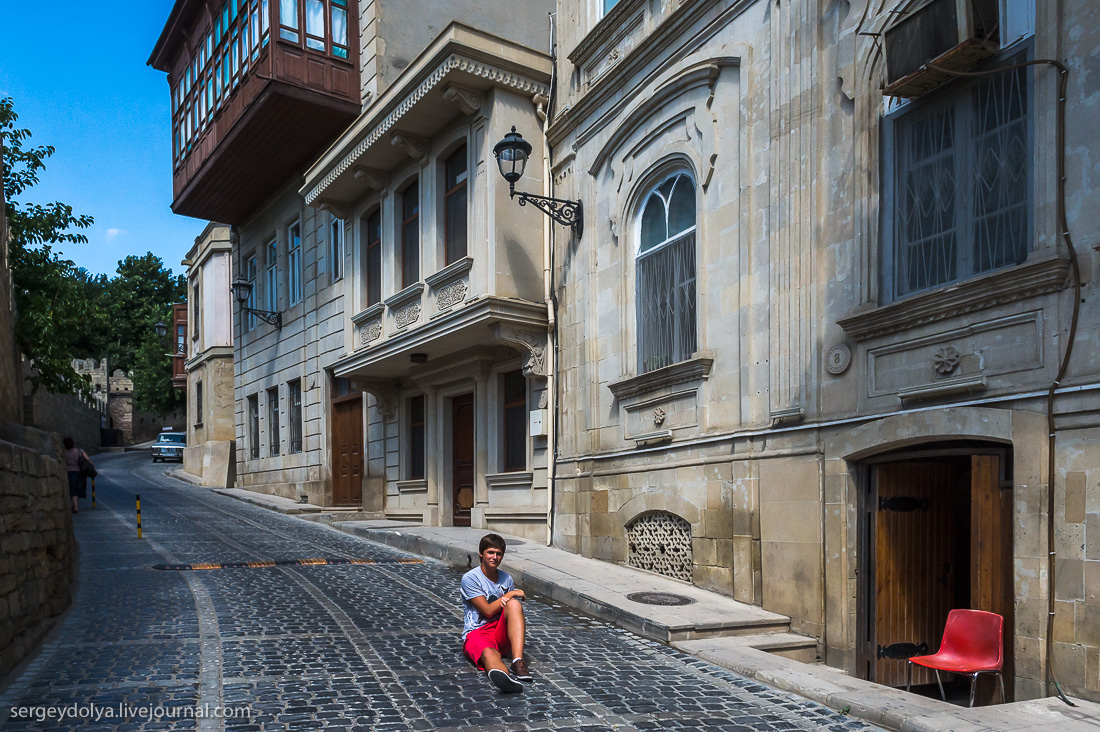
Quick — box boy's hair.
[479,533,507,555]
[63,437,74,450]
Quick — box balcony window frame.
[443,144,469,265]
[401,181,421,288]
[880,44,1034,304]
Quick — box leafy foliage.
[2,96,100,395]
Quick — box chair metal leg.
[969,673,978,708]
[997,672,1005,704]
[906,661,913,692]
[934,669,946,701]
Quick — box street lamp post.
[493,126,583,237]
[231,278,282,329]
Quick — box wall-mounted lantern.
[493,126,583,237]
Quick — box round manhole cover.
[626,591,694,606]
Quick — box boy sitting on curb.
[460,533,533,693]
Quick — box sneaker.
[510,658,533,682]
[487,668,523,693]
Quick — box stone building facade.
[549,0,1100,703]
[182,223,236,486]
[70,358,180,445]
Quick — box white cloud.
[105,228,127,240]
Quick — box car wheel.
[152,457,159,463]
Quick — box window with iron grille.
[248,394,260,459]
[195,381,204,426]
[883,50,1031,302]
[363,209,382,306]
[502,370,526,472]
[636,173,697,373]
[267,386,280,457]
[401,183,420,287]
[444,145,468,264]
[408,395,425,479]
[288,379,303,454]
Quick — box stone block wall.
[0,430,75,680]
[22,376,103,450]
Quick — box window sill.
[607,356,713,401]
[384,282,424,310]
[397,479,428,493]
[425,256,473,288]
[351,302,385,325]
[485,471,533,490]
[838,256,1071,342]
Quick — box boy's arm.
[468,591,522,619]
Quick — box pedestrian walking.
[460,533,533,693]
[63,436,94,514]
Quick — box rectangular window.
[364,210,381,306]
[288,221,302,305]
[885,51,1030,301]
[330,217,344,282]
[267,386,281,457]
[444,145,468,264]
[280,0,299,41]
[248,394,260,459]
[408,395,425,479]
[331,0,348,58]
[245,253,257,331]
[401,182,420,287]
[176,324,186,356]
[305,0,325,51]
[502,371,527,472]
[195,381,204,426]
[192,281,201,338]
[288,379,303,454]
[265,238,278,311]
[603,0,620,15]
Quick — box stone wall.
[0,426,75,680]
[22,363,103,450]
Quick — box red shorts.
[463,613,512,670]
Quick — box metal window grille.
[267,387,280,457]
[893,53,1029,299]
[626,511,694,582]
[288,380,302,454]
[637,231,697,373]
[248,395,259,460]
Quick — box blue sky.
[0,2,205,278]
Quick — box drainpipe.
[540,12,558,547]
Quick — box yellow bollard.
[91,478,96,509]
[136,494,143,539]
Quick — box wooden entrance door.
[451,394,474,526]
[331,395,363,507]
[870,454,1013,698]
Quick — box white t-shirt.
[460,566,514,639]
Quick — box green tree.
[1,96,101,395]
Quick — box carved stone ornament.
[359,319,382,346]
[825,343,852,375]
[443,84,481,115]
[393,303,421,329]
[653,407,666,427]
[491,324,547,377]
[390,133,427,160]
[934,345,961,375]
[435,280,468,311]
[317,200,349,219]
[348,378,397,418]
[353,167,389,191]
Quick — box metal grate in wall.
[626,511,693,583]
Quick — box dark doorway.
[451,393,474,527]
[861,447,1013,703]
[331,393,363,507]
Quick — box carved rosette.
[491,324,547,377]
[934,345,961,375]
[359,319,382,346]
[435,280,468,311]
[394,303,421,329]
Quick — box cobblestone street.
[0,453,880,731]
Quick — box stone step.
[723,632,819,663]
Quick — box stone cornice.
[485,471,534,490]
[548,0,751,148]
[424,256,473,289]
[838,256,1072,342]
[302,26,551,205]
[384,282,424,311]
[350,302,385,325]
[607,356,714,401]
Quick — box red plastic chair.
[907,609,1005,707]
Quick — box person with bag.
[63,436,95,514]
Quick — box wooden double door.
[865,452,1013,701]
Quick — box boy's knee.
[505,599,525,617]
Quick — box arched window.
[636,173,697,373]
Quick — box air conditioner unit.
[883,0,1000,97]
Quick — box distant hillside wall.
[0,426,75,681]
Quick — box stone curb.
[210,487,322,515]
